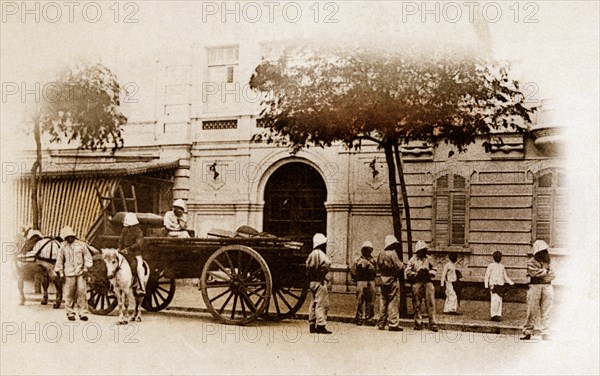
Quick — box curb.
[24,296,521,335]
[165,305,522,335]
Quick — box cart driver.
[118,212,146,296]
[164,199,191,238]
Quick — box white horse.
[15,232,63,308]
[102,248,149,324]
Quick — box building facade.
[12,41,567,291]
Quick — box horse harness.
[113,251,126,274]
[19,238,59,264]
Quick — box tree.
[249,44,535,316]
[29,62,127,230]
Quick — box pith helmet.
[361,241,373,250]
[123,212,139,227]
[173,199,186,211]
[60,226,76,239]
[384,235,399,250]
[313,233,327,249]
[532,239,549,254]
[26,229,43,240]
[415,240,428,252]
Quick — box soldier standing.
[306,233,332,334]
[350,241,377,326]
[406,240,439,332]
[376,235,404,332]
[521,240,555,341]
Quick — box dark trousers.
[355,280,376,321]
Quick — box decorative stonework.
[364,157,386,190]
[206,161,225,190]
[486,134,525,159]
[400,142,433,161]
[202,119,238,130]
[207,177,225,190]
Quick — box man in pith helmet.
[306,233,332,334]
[118,212,146,296]
[350,240,377,326]
[54,226,93,321]
[376,235,404,332]
[521,239,555,341]
[406,240,438,332]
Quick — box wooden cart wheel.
[86,257,118,315]
[87,285,118,315]
[142,268,176,312]
[201,245,272,325]
[264,284,308,321]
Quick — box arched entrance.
[263,162,327,239]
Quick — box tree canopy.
[37,61,127,152]
[28,61,128,229]
[250,44,535,152]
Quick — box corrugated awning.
[30,160,180,179]
[12,177,120,240]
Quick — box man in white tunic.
[484,251,514,322]
[164,199,191,238]
[441,253,459,314]
[55,226,93,321]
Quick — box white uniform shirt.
[55,240,93,277]
[484,262,514,288]
[441,261,457,286]
[164,211,188,231]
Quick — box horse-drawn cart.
[88,215,310,325]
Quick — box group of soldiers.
[305,233,556,340]
[305,233,441,333]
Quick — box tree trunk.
[30,118,42,230]
[383,142,407,317]
[394,142,413,259]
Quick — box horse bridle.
[114,252,125,274]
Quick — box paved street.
[1,296,592,375]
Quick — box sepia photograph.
[0,1,598,375]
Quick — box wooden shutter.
[535,171,567,247]
[450,192,466,245]
[434,174,467,247]
[435,194,449,246]
[553,193,567,247]
[535,190,553,245]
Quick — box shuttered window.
[205,46,239,112]
[434,174,468,247]
[534,170,566,247]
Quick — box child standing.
[350,241,377,326]
[441,253,459,314]
[55,226,93,321]
[484,251,514,322]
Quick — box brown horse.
[16,232,63,308]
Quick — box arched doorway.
[263,162,327,239]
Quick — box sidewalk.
[21,283,526,334]
[168,284,526,335]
